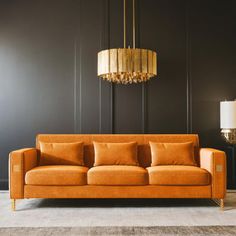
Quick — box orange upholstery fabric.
[149,142,196,166]
[9,148,38,199]
[10,134,226,201]
[147,165,210,186]
[39,142,84,166]
[200,148,226,199]
[93,142,138,166]
[24,185,211,199]
[88,165,148,185]
[25,165,88,186]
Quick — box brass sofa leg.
[212,198,224,210]
[220,199,224,211]
[11,199,16,211]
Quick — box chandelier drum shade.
[97,0,157,84]
[98,48,157,84]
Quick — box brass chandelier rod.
[123,0,126,48]
[123,0,136,49]
[133,0,135,49]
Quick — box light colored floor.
[1,192,236,227]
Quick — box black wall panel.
[0,0,235,189]
[77,0,101,133]
[0,0,78,189]
[140,0,187,134]
[189,0,236,147]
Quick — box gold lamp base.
[221,129,236,145]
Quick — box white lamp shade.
[220,101,236,128]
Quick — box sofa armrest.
[200,148,226,199]
[9,148,38,199]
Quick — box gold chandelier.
[97,0,157,84]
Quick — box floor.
[1,192,236,227]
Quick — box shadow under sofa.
[9,134,226,210]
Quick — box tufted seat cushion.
[147,165,210,186]
[25,165,88,186]
[88,165,148,186]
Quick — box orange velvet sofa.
[9,134,226,210]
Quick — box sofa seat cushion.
[25,165,88,186]
[88,166,148,186]
[147,165,210,186]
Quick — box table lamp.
[220,100,236,144]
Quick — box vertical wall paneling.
[137,0,148,134]
[185,0,192,134]
[75,0,81,133]
[99,0,113,133]
[74,39,77,133]
[142,84,147,133]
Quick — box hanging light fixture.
[97,0,157,84]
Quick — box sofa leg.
[220,199,224,211]
[11,199,16,211]
[212,198,224,210]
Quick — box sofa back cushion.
[93,141,138,166]
[149,142,196,166]
[36,134,200,168]
[39,142,84,166]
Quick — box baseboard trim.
[227,189,236,193]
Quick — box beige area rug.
[0,226,236,236]
[1,192,236,235]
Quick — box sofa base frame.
[23,185,212,199]
[11,198,225,211]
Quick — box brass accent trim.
[216,165,223,172]
[11,199,16,211]
[13,165,21,172]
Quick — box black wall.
[0,0,235,189]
